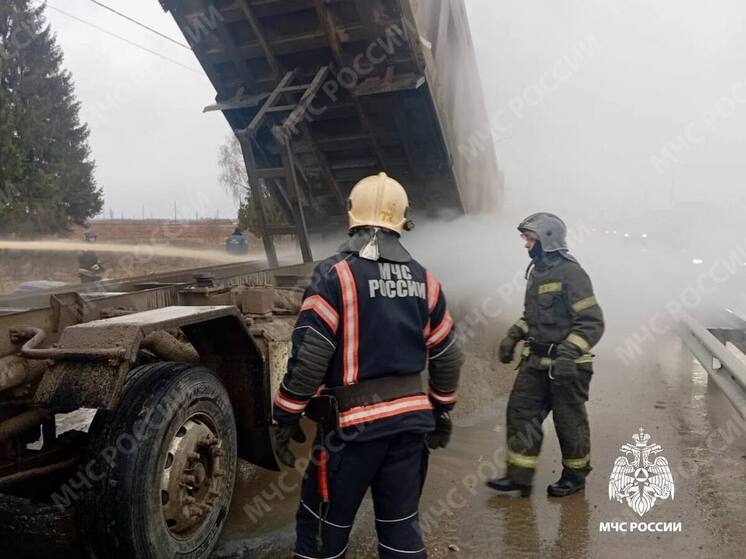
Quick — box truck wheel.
[81,362,237,559]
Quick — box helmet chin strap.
[359,227,381,261]
[528,240,544,260]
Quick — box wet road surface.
[213,332,746,559]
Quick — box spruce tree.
[0,0,102,235]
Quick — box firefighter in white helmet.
[273,172,463,558]
[347,172,413,232]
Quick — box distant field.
[68,219,258,247]
[0,220,260,293]
[0,251,215,293]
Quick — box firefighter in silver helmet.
[487,212,605,497]
[272,173,463,558]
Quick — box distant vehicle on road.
[225,227,249,255]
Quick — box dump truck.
[160,0,502,266]
[1,1,499,557]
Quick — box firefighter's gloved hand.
[426,410,452,449]
[498,336,518,364]
[551,356,577,385]
[498,325,524,364]
[273,422,306,467]
[552,339,584,385]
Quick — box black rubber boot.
[547,476,585,497]
[486,477,532,497]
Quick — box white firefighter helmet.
[347,172,413,235]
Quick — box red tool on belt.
[316,447,330,550]
[305,396,339,552]
[317,448,330,501]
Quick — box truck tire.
[81,362,237,559]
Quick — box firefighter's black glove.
[498,324,523,363]
[552,340,584,384]
[551,356,577,385]
[426,410,452,450]
[498,326,524,364]
[273,422,306,467]
[498,336,518,364]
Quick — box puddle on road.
[656,339,746,558]
[220,420,316,554]
[224,452,305,538]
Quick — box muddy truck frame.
[0,262,313,558]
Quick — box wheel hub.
[160,416,225,538]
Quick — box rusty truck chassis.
[0,261,314,525]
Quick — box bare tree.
[218,135,248,203]
[217,135,283,237]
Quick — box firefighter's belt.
[526,340,559,358]
[324,374,424,411]
[305,396,340,432]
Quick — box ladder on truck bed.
[164,0,483,267]
[224,0,388,269]
[235,67,334,268]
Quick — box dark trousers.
[505,361,592,486]
[295,432,429,559]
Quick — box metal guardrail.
[679,310,746,419]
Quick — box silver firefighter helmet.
[517,212,568,252]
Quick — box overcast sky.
[43,0,236,220]
[43,1,746,222]
[465,0,746,219]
